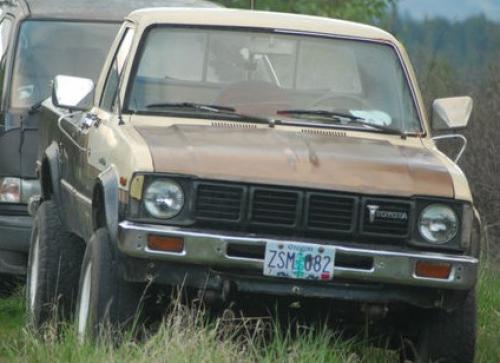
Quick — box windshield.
[127,27,422,133]
[11,20,119,109]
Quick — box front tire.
[76,227,144,340]
[26,201,85,329]
[400,290,477,363]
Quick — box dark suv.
[0,0,217,289]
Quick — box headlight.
[143,179,184,219]
[0,178,40,203]
[418,204,458,244]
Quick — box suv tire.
[76,227,144,340]
[400,289,476,363]
[26,201,85,329]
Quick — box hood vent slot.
[211,121,258,129]
[301,129,347,137]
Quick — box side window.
[0,17,13,109]
[101,28,134,111]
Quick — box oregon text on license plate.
[263,241,335,281]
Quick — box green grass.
[0,293,24,342]
[0,270,498,363]
[476,269,500,363]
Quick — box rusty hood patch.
[134,124,454,198]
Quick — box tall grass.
[0,295,395,363]
[0,269,498,363]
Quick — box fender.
[42,141,62,206]
[95,166,120,242]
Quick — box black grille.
[307,193,356,232]
[192,181,412,244]
[194,183,244,222]
[362,199,411,237]
[250,189,300,226]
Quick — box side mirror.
[52,75,94,111]
[432,96,473,131]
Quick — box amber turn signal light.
[415,261,452,279]
[147,235,184,253]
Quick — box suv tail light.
[0,178,20,202]
[0,178,40,203]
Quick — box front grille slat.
[309,213,352,224]
[250,189,299,226]
[194,184,244,222]
[307,194,355,232]
[309,206,353,213]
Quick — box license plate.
[263,241,335,281]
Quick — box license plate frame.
[263,241,335,281]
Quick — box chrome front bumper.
[117,221,478,290]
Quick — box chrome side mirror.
[431,96,473,163]
[432,96,473,131]
[52,75,94,111]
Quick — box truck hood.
[134,124,454,198]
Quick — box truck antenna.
[250,0,255,10]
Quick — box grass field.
[0,269,497,363]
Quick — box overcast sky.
[398,0,500,21]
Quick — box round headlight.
[418,204,458,244]
[143,179,184,219]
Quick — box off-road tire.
[26,200,85,329]
[400,289,476,363]
[76,227,144,341]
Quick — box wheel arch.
[40,142,62,204]
[91,166,120,242]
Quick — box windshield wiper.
[146,102,237,113]
[277,109,364,121]
[345,119,407,136]
[145,102,274,125]
[277,108,405,136]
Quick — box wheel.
[26,201,85,329]
[76,227,144,341]
[400,290,476,363]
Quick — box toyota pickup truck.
[28,8,480,362]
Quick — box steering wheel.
[214,80,291,115]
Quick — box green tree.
[212,0,395,23]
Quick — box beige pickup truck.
[28,8,479,362]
